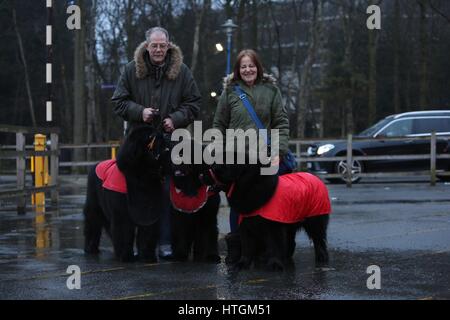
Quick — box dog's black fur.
[169,141,221,263]
[203,158,329,271]
[83,125,167,262]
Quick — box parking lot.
[0,175,449,300]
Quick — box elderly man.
[112,27,201,259]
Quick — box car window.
[412,118,450,134]
[378,119,413,137]
[357,118,393,137]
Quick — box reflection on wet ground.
[0,176,449,299]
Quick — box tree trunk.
[269,0,282,81]
[286,0,305,137]
[251,0,258,50]
[296,0,320,138]
[367,24,379,125]
[236,0,246,53]
[317,0,326,137]
[191,1,207,74]
[86,0,101,161]
[418,0,429,108]
[12,8,37,127]
[342,0,355,135]
[73,0,86,167]
[125,0,136,61]
[60,56,72,141]
[393,0,401,114]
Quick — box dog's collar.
[226,182,236,198]
[208,169,236,198]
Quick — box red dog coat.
[95,159,127,194]
[243,172,331,223]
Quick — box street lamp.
[221,19,238,76]
[215,43,224,52]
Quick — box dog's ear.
[116,126,154,173]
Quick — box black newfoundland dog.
[203,159,331,271]
[168,141,221,263]
[83,125,168,262]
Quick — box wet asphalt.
[0,175,449,300]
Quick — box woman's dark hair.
[232,49,264,83]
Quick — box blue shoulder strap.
[234,85,270,145]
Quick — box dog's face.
[171,162,203,197]
[201,152,279,214]
[200,151,263,190]
[170,139,205,196]
[116,125,167,176]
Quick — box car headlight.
[317,144,335,155]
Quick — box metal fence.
[2,124,449,213]
[0,125,59,213]
[289,133,450,187]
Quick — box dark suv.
[306,110,450,183]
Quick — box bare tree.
[341,0,356,135]
[296,0,322,138]
[283,0,306,137]
[73,0,87,166]
[236,0,246,52]
[86,0,104,157]
[418,0,429,108]
[367,0,382,125]
[12,8,36,127]
[268,0,283,81]
[393,0,401,113]
[250,0,258,49]
[190,0,210,74]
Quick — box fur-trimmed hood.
[134,41,184,80]
[222,72,277,90]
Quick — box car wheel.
[332,159,363,184]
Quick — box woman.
[213,49,290,264]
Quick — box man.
[111,27,201,259]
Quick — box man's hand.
[163,118,175,132]
[142,107,159,123]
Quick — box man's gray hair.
[145,27,170,43]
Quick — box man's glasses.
[149,43,168,50]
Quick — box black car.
[306,110,450,183]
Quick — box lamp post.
[221,19,238,76]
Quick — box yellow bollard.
[111,144,117,159]
[31,156,35,205]
[34,134,46,220]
